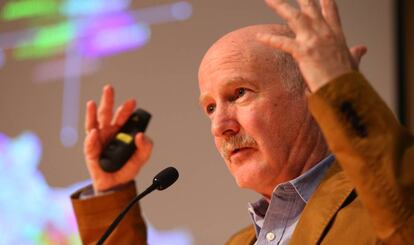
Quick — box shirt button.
[266,232,275,241]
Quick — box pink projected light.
[60,0,132,17]
[0,50,4,68]
[77,14,150,57]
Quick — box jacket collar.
[289,160,355,245]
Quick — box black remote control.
[99,108,151,173]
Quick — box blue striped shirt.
[248,155,334,245]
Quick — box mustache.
[220,134,258,160]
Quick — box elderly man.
[71,0,414,244]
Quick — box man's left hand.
[257,0,367,92]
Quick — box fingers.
[320,0,343,37]
[112,99,136,128]
[297,0,322,19]
[266,0,324,32]
[98,85,115,129]
[265,0,304,31]
[130,133,153,165]
[84,128,101,161]
[256,33,298,56]
[265,0,297,19]
[349,45,368,69]
[85,100,98,133]
[263,0,356,91]
[84,128,107,192]
[266,0,343,39]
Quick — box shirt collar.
[248,154,334,219]
[289,154,335,203]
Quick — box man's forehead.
[198,39,273,84]
[199,25,291,79]
[199,26,271,73]
[204,24,291,54]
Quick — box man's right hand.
[84,85,153,193]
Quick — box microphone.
[97,167,179,245]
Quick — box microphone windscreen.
[153,167,179,190]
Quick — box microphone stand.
[96,183,157,245]
[96,166,179,245]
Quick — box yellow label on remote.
[116,132,133,144]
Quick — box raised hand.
[84,85,153,192]
[257,0,367,92]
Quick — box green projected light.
[15,22,76,59]
[0,0,193,148]
[2,0,58,20]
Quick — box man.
[71,0,414,244]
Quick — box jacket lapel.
[289,161,355,245]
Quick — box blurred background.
[0,0,412,244]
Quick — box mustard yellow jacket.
[72,72,414,244]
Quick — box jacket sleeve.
[308,71,414,244]
[71,181,147,244]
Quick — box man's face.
[198,41,308,197]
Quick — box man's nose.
[211,105,240,137]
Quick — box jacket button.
[266,232,275,241]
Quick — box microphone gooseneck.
[96,167,179,245]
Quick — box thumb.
[349,45,367,69]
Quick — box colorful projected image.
[0,132,83,244]
[0,132,193,244]
[0,0,192,147]
[0,1,194,243]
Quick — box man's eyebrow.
[198,94,210,106]
[226,77,260,90]
[226,76,252,85]
[198,77,257,105]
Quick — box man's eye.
[235,88,246,98]
[206,104,216,114]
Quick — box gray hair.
[271,48,306,95]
